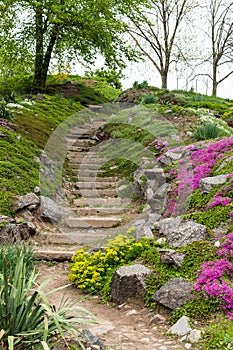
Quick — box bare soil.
[38,262,186,350]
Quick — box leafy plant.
[0,99,13,120]
[133,80,148,89]
[193,121,220,141]
[200,316,233,350]
[141,94,157,104]
[0,250,92,349]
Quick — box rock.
[0,131,7,139]
[135,225,154,241]
[15,193,40,211]
[152,278,192,310]
[0,215,15,224]
[156,237,166,245]
[185,343,192,349]
[168,316,191,336]
[39,196,61,223]
[159,249,185,268]
[81,329,105,349]
[149,314,167,325]
[187,329,202,343]
[111,264,152,305]
[158,151,182,166]
[0,222,36,242]
[36,93,44,100]
[155,217,208,247]
[125,309,139,316]
[34,186,41,194]
[199,174,229,193]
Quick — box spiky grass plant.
[0,249,93,349]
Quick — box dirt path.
[38,262,186,350]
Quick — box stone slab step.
[73,197,123,207]
[76,207,126,216]
[42,232,114,246]
[67,146,91,152]
[78,176,117,183]
[76,181,116,189]
[35,249,75,261]
[69,163,103,170]
[66,216,122,228]
[75,169,105,176]
[72,188,117,197]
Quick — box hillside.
[1,76,233,349]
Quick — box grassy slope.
[0,75,118,216]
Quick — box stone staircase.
[39,121,132,252]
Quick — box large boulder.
[155,216,208,247]
[111,264,152,305]
[199,174,229,193]
[39,196,61,223]
[15,193,40,211]
[152,278,192,310]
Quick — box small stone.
[125,309,138,316]
[156,237,166,245]
[187,329,201,343]
[185,343,192,349]
[168,316,191,336]
[150,314,166,325]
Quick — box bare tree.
[208,0,233,96]
[124,0,194,88]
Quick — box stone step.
[40,231,114,246]
[66,216,122,228]
[67,154,101,162]
[78,176,117,183]
[35,249,75,261]
[74,169,105,177]
[76,181,116,189]
[73,197,123,207]
[67,146,91,152]
[72,188,117,197]
[76,207,126,216]
[69,163,103,170]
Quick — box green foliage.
[185,204,233,229]
[141,94,157,104]
[193,122,220,141]
[69,235,152,297]
[200,316,233,350]
[169,297,220,324]
[0,99,13,119]
[133,80,149,89]
[0,248,91,349]
[86,67,124,89]
[0,244,35,276]
[143,241,218,308]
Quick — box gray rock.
[111,264,152,305]
[15,193,40,211]
[187,329,202,343]
[135,225,154,241]
[159,249,185,268]
[39,196,61,223]
[0,222,36,242]
[199,174,229,193]
[149,314,167,325]
[158,151,182,166]
[152,278,192,310]
[168,316,191,336]
[155,217,208,247]
[34,186,41,194]
[0,215,15,224]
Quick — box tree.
[208,0,233,96]
[5,0,136,89]
[124,0,194,88]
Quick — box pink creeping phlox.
[194,234,233,318]
[162,136,233,216]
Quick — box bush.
[0,248,91,349]
[133,80,148,89]
[193,121,220,140]
[68,235,152,297]
[141,94,157,104]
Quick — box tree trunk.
[34,3,44,88]
[212,62,217,96]
[161,70,168,89]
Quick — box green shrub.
[68,235,152,297]
[0,249,91,349]
[141,94,157,104]
[200,316,233,350]
[193,122,220,140]
[0,99,13,120]
[133,80,148,89]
